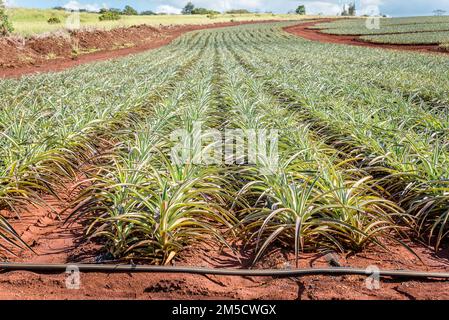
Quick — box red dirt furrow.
[1,236,449,299]
[284,19,449,55]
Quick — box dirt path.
[1,237,449,299]
[283,19,449,55]
[0,20,284,79]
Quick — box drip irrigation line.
[1,262,449,280]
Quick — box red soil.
[1,19,449,300]
[0,20,282,79]
[284,19,449,55]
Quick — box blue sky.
[5,0,449,16]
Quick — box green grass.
[6,7,302,36]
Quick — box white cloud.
[360,0,384,5]
[156,5,182,14]
[213,0,264,12]
[63,1,102,12]
[4,0,17,7]
[359,0,383,15]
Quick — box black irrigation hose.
[1,262,449,280]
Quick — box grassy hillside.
[6,7,305,36]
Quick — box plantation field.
[361,31,449,45]
[312,16,449,47]
[6,7,298,36]
[0,21,448,268]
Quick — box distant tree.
[140,10,157,15]
[433,9,446,16]
[100,8,122,14]
[182,2,195,15]
[295,5,306,15]
[0,0,13,36]
[53,6,66,11]
[191,8,220,15]
[341,2,356,16]
[99,10,121,21]
[226,9,251,14]
[122,5,138,15]
[348,2,356,16]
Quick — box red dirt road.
[284,19,449,55]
